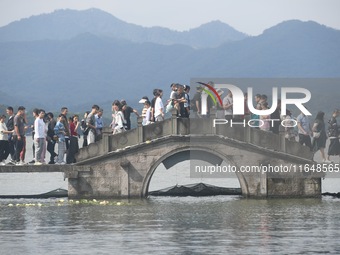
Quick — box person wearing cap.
[13,106,27,165]
[139,96,149,119]
[121,100,139,130]
[139,96,149,104]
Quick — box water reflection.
[0,196,340,254]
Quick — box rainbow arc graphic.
[197,82,223,107]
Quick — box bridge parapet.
[76,108,312,162]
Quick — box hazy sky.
[0,0,339,35]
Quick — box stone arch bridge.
[65,110,321,199]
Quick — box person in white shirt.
[112,100,126,134]
[143,100,152,125]
[154,89,164,122]
[34,109,46,165]
[0,115,13,165]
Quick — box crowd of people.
[207,87,340,164]
[0,83,192,166]
[0,83,339,165]
[0,106,81,165]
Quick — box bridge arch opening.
[143,147,247,197]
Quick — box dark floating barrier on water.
[322,192,340,198]
[149,183,242,197]
[0,188,68,199]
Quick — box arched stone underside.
[67,135,321,199]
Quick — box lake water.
[1,137,340,254]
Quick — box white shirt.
[170,91,176,100]
[113,111,126,134]
[154,97,164,117]
[34,118,46,138]
[143,107,152,125]
[0,122,8,140]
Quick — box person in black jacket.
[6,106,15,163]
[46,112,57,164]
[327,109,340,162]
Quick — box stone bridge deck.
[75,110,313,164]
[0,110,321,199]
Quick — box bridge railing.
[75,108,313,162]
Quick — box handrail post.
[279,132,286,153]
[209,107,217,134]
[171,108,178,135]
[245,114,251,143]
[137,116,143,143]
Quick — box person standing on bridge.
[150,89,159,122]
[297,110,312,151]
[28,108,39,164]
[54,114,66,165]
[143,100,152,126]
[190,86,202,118]
[34,109,46,165]
[60,107,70,151]
[327,109,340,163]
[46,112,57,164]
[174,84,188,118]
[81,111,90,148]
[95,108,104,141]
[183,85,191,118]
[154,89,164,122]
[13,106,27,165]
[112,100,126,134]
[67,115,80,164]
[312,111,330,163]
[86,105,99,145]
[6,106,15,163]
[165,83,177,113]
[0,115,12,165]
[121,100,139,130]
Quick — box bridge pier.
[66,121,321,199]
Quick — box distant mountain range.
[0,8,247,48]
[0,8,339,113]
